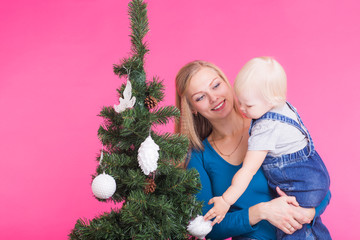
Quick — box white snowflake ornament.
[91,173,116,199]
[137,135,159,175]
[114,80,136,113]
[187,215,213,239]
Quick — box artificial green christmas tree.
[69,0,206,239]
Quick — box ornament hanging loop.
[123,66,131,81]
[100,145,105,174]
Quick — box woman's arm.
[207,192,308,238]
[314,190,331,219]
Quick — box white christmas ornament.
[91,173,116,199]
[187,215,213,239]
[137,135,159,175]
[114,80,136,113]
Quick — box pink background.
[1,0,359,239]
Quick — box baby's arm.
[224,150,268,204]
[204,150,268,224]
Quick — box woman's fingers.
[288,215,303,230]
[280,224,297,235]
[276,187,299,207]
[281,224,291,235]
[290,205,313,224]
[265,195,307,235]
[285,196,299,207]
[276,186,286,196]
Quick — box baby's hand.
[203,196,231,225]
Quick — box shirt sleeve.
[248,120,280,151]
[187,150,256,239]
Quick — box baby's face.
[237,88,273,119]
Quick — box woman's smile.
[212,100,226,111]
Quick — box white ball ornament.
[187,215,213,239]
[137,135,160,175]
[91,173,116,199]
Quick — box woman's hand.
[276,187,316,224]
[258,187,314,235]
[250,187,310,235]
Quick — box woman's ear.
[188,101,197,116]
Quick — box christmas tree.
[69,0,206,239]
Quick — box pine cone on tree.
[144,177,156,194]
[144,95,158,109]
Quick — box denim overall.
[249,102,331,240]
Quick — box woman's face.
[186,67,234,121]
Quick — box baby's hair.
[234,56,287,107]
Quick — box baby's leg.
[310,216,332,240]
[265,151,330,208]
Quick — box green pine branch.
[113,0,149,78]
[69,209,127,240]
[129,0,149,59]
[147,76,165,102]
[152,133,189,163]
[150,106,180,125]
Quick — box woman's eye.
[195,95,204,102]
[213,82,220,89]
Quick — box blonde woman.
[175,60,330,239]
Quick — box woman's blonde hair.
[234,56,287,107]
[175,60,235,150]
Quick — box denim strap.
[249,102,314,154]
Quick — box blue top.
[187,138,331,240]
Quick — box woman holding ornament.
[175,60,330,239]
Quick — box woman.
[175,60,330,239]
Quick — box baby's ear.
[267,100,277,109]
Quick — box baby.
[205,57,331,239]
